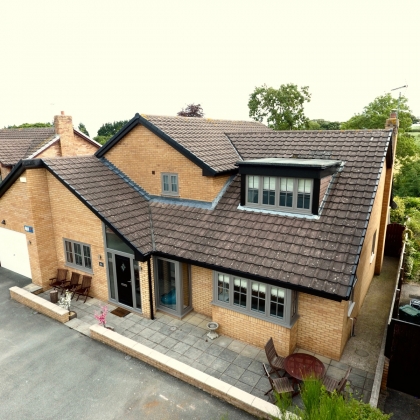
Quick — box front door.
[115,254,133,307]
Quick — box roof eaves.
[95,113,218,176]
[154,250,345,301]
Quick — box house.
[0,112,398,360]
[0,112,100,182]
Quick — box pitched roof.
[0,128,56,166]
[150,129,392,299]
[0,128,393,300]
[43,156,153,256]
[96,114,270,174]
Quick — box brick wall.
[191,265,213,317]
[104,124,230,202]
[72,131,100,155]
[212,305,297,355]
[0,164,11,180]
[297,292,348,360]
[45,171,109,301]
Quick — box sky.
[0,0,419,137]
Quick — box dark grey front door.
[115,254,133,307]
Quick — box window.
[63,239,92,272]
[213,272,298,327]
[161,173,179,196]
[246,175,313,213]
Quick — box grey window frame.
[63,238,93,274]
[161,172,179,196]
[245,175,313,214]
[212,271,298,328]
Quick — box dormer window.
[238,158,342,216]
[246,176,313,213]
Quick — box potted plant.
[58,290,77,320]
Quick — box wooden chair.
[322,367,352,394]
[59,272,80,295]
[49,269,68,290]
[265,337,286,377]
[71,275,92,303]
[263,363,294,398]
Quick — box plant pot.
[206,321,219,340]
[68,311,77,320]
[50,289,58,304]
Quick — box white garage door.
[0,228,32,278]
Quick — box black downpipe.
[147,258,154,320]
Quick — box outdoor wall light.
[1,220,5,225]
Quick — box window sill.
[161,193,180,198]
[211,300,298,329]
[64,262,93,275]
[238,204,320,219]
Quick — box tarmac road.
[0,268,255,420]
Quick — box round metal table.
[284,353,325,381]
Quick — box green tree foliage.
[341,93,413,132]
[6,122,52,129]
[395,159,420,197]
[248,83,311,130]
[274,378,391,420]
[177,103,204,117]
[93,120,128,145]
[310,119,341,130]
[391,197,420,280]
[77,123,90,137]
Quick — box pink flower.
[94,305,108,327]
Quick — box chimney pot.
[61,111,65,116]
[390,109,397,119]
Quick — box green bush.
[273,378,391,420]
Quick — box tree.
[394,159,420,197]
[310,119,341,130]
[248,83,311,130]
[78,123,89,137]
[6,122,52,129]
[341,93,413,132]
[93,120,128,145]
[177,103,204,118]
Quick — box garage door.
[0,228,32,278]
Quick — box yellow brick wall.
[72,132,100,156]
[212,305,296,355]
[104,124,230,202]
[139,259,156,318]
[0,164,11,180]
[297,292,348,360]
[191,265,213,317]
[45,171,109,301]
[36,142,62,159]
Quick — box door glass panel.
[181,262,190,311]
[157,259,176,311]
[115,254,133,307]
[107,252,115,299]
[134,261,141,310]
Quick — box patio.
[37,292,377,404]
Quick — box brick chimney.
[385,108,399,151]
[54,111,75,157]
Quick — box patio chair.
[322,367,352,394]
[71,275,92,303]
[59,271,80,295]
[49,269,68,290]
[263,363,294,399]
[265,337,286,377]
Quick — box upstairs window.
[161,173,179,196]
[246,175,313,214]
